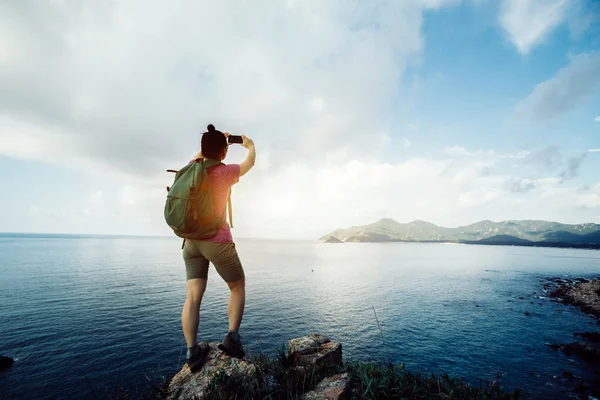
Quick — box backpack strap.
[228,192,233,228]
[196,158,233,228]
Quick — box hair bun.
[207,124,216,132]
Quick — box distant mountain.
[319,219,600,248]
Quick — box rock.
[322,236,343,244]
[562,370,574,380]
[545,343,561,350]
[551,342,600,363]
[167,342,256,400]
[574,382,586,393]
[524,312,530,316]
[288,334,342,368]
[0,356,14,370]
[519,297,525,300]
[302,373,351,400]
[548,277,600,319]
[574,332,600,342]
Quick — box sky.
[0,0,599,239]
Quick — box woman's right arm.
[239,135,256,177]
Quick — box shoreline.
[321,239,600,250]
[548,276,600,320]
[544,276,600,398]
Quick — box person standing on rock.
[165,124,256,372]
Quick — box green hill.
[319,219,600,248]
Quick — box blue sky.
[0,0,599,239]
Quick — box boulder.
[288,334,342,368]
[574,332,600,342]
[0,356,14,370]
[545,342,600,363]
[302,373,351,400]
[167,342,256,400]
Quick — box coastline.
[544,276,600,398]
[321,239,600,250]
[548,277,600,320]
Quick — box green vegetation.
[111,350,521,400]
[347,362,520,400]
[321,218,600,247]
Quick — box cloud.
[520,146,590,182]
[516,51,600,122]
[504,178,536,193]
[559,152,588,181]
[0,0,463,178]
[184,155,599,237]
[577,184,600,209]
[523,145,563,170]
[9,143,598,237]
[499,0,572,54]
[595,116,600,122]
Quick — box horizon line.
[0,231,314,242]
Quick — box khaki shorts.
[182,240,245,282]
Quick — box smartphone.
[228,135,243,144]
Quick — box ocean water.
[1,235,599,400]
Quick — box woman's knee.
[227,277,245,292]
[186,278,207,303]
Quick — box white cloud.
[0,0,459,176]
[308,97,326,113]
[499,0,572,54]
[576,183,600,209]
[516,52,600,121]
[595,116,600,121]
[11,146,600,237]
[578,194,600,209]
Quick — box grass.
[347,362,520,400]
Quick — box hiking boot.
[186,341,209,373]
[218,332,245,358]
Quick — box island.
[319,218,600,249]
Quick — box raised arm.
[239,135,256,177]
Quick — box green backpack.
[164,158,232,240]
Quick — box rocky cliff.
[167,333,348,400]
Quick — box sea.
[1,234,599,399]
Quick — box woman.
[181,124,256,372]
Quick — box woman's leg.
[226,277,245,332]
[181,278,207,348]
[182,240,210,348]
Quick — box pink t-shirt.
[189,160,240,243]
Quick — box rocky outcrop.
[287,334,342,368]
[548,276,600,319]
[545,342,600,363]
[322,236,343,244]
[575,332,600,342]
[301,373,351,400]
[167,342,256,400]
[302,372,350,400]
[168,334,343,400]
[0,356,14,370]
